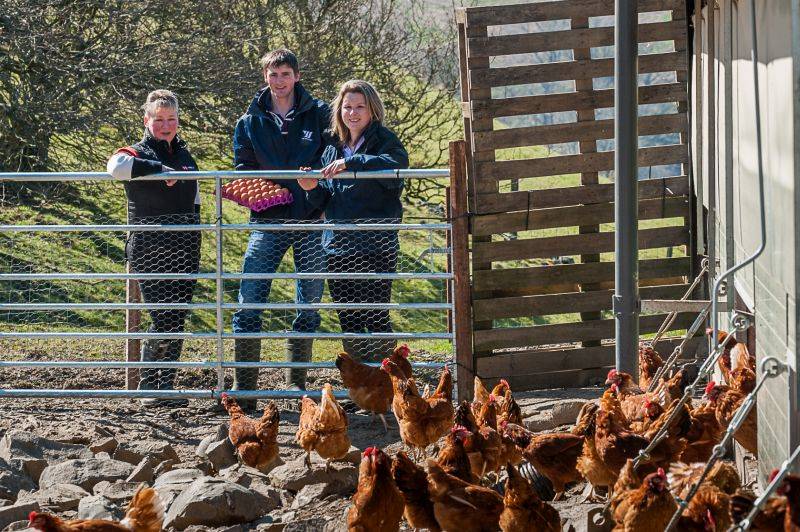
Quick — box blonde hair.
[330,80,386,145]
[141,89,179,117]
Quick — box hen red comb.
[704,381,716,395]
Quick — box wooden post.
[445,187,453,335]
[125,258,141,390]
[449,140,473,402]
[573,15,603,348]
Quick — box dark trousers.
[327,251,397,334]
[127,214,201,389]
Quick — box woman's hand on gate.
[321,158,346,178]
[161,165,177,186]
[298,167,318,190]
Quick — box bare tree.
[1,0,460,200]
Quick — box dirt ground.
[0,365,758,531]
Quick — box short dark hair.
[259,48,299,74]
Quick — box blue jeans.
[232,230,324,333]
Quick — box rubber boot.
[365,338,397,363]
[158,339,183,390]
[341,338,362,360]
[139,339,187,408]
[158,339,188,407]
[138,339,164,392]
[285,338,312,390]
[233,338,261,411]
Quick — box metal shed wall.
[696,0,799,476]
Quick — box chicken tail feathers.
[121,486,164,532]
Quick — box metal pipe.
[0,222,451,232]
[0,331,454,340]
[0,388,350,400]
[0,169,450,182]
[0,272,454,281]
[0,302,453,311]
[614,0,640,376]
[214,176,225,393]
[0,360,448,369]
[710,0,768,375]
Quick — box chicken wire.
[0,173,454,399]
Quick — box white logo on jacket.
[301,130,313,142]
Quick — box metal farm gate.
[0,170,454,401]
[455,0,703,391]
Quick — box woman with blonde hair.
[299,80,408,361]
[107,89,201,408]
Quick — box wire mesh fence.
[0,171,453,400]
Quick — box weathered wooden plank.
[473,257,690,293]
[475,175,688,214]
[473,312,696,351]
[474,284,688,321]
[501,367,614,390]
[472,225,688,263]
[473,113,687,152]
[469,83,686,120]
[463,0,684,29]
[471,196,689,236]
[469,52,687,91]
[474,335,706,378]
[468,20,687,58]
[474,144,687,182]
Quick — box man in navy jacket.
[231,49,330,401]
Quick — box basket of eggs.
[218,179,293,212]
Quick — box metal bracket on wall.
[640,299,729,313]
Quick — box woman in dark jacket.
[299,80,409,361]
[107,89,201,407]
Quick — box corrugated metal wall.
[696,0,799,477]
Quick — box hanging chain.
[648,258,710,350]
[663,357,787,532]
[646,303,711,394]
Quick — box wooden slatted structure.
[455,0,695,392]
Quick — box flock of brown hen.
[25,337,800,531]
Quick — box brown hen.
[391,451,441,532]
[426,459,504,532]
[347,447,404,532]
[382,359,454,459]
[29,486,163,532]
[502,422,583,500]
[336,351,393,431]
[296,383,351,468]
[638,344,664,391]
[611,468,676,532]
[221,394,280,472]
[500,463,561,532]
[704,381,757,456]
